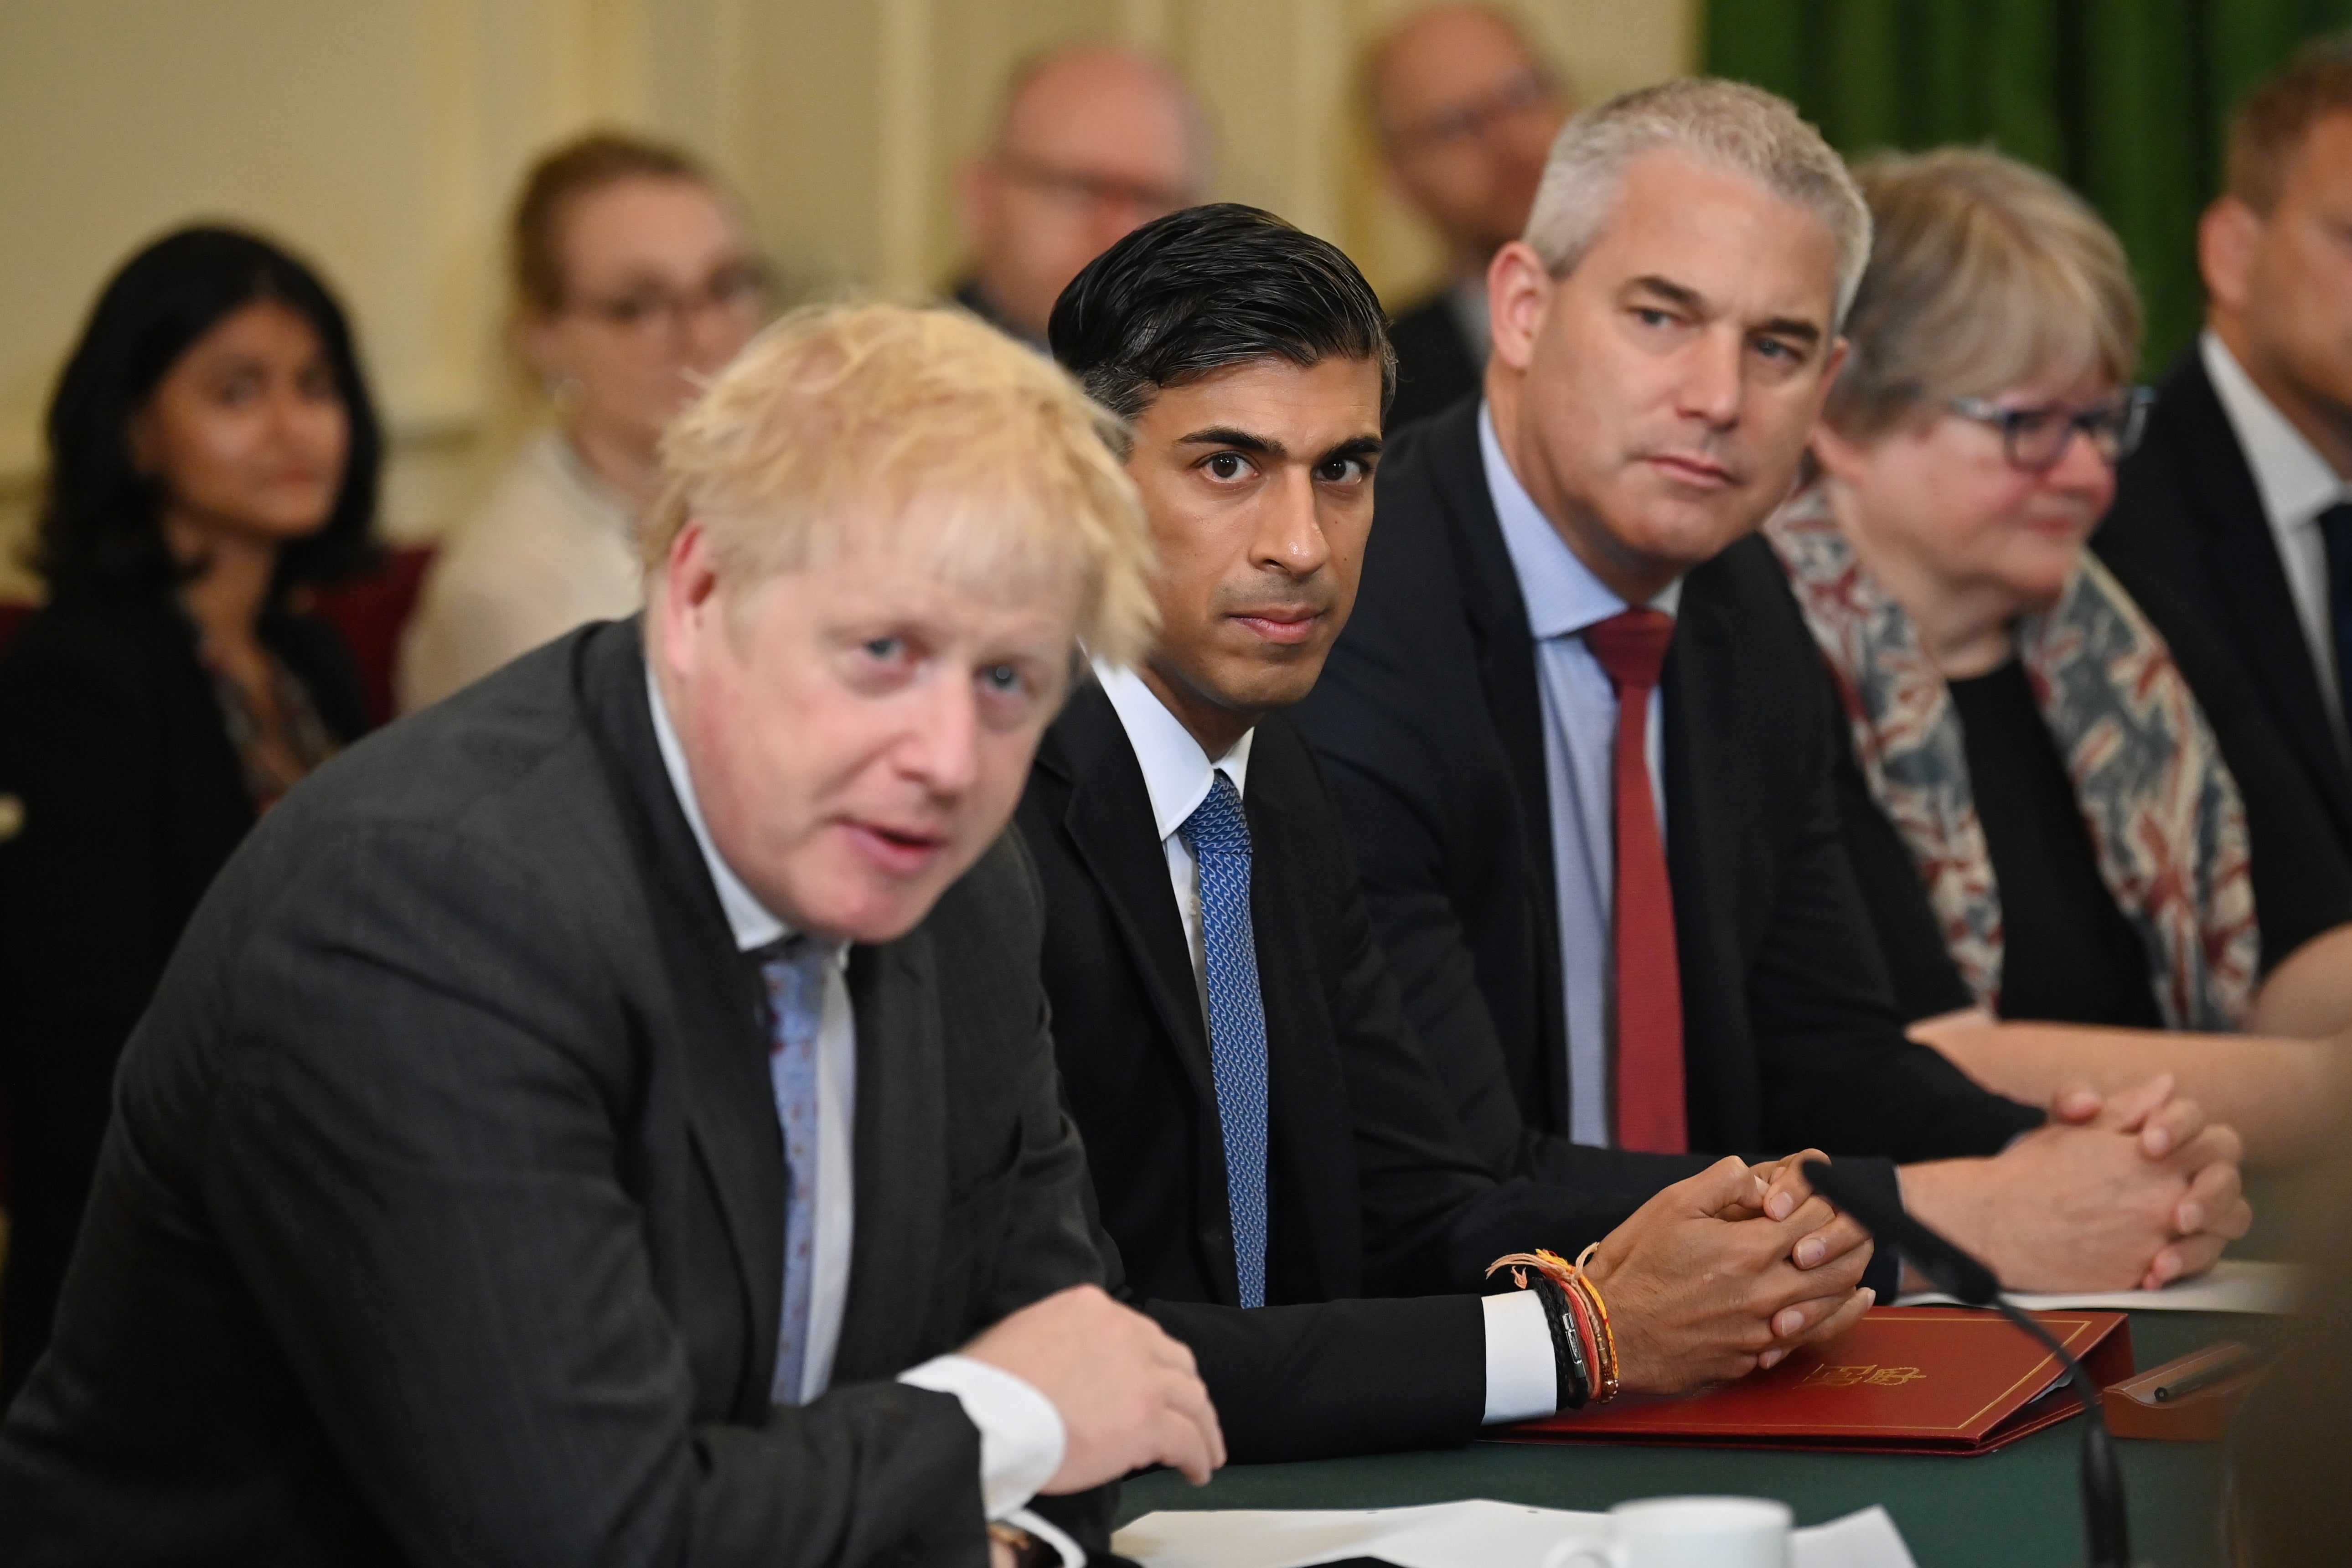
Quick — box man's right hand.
[960,1284,1226,1493]
[1581,1156,1875,1395]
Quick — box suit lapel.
[1418,407,1571,1132]
[1659,575,1734,1147]
[1049,686,1221,1092]
[830,937,946,1379]
[574,619,785,1414]
[2167,358,2352,823]
[1240,759,1366,1298]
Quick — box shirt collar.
[1091,659,1256,844]
[1479,401,1681,640]
[644,658,790,953]
[2201,330,2348,532]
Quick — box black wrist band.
[1528,1273,1588,1411]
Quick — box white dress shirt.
[645,665,1070,1536]
[1091,661,1561,1425]
[2201,330,2351,740]
[399,432,646,711]
[1479,405,1679,1149]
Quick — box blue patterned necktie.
[1177,772,1270,1309]
[759,937,831,1403]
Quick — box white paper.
[1111,1501,1917,1568]
[1896,1257,2300,1314]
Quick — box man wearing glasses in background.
[953,42,1206,349]
[1365,4,1571,431]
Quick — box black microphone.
[1800,1159,2131,1568]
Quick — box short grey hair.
[1524,78,1872,326]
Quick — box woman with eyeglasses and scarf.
[1767,147,2352,1171]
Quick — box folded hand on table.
[1580,1155,1874,1397]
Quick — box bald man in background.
[955,42,1209,346]
[1367,5,1569,430]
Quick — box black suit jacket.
[1385,293,1484,434]
[0,585,367,1404]
[2097,345,2352,857]
[0,619,1111,1567]
[1018,687,1709,1456]
[1292,403,2042,1200]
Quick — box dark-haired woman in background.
[0,226,377,1401]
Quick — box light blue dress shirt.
[1478,405,1680,1149]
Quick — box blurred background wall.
[0,0,1695,599]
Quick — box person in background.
[0,226,378,1405]
[397,131,765,711]
[953,41,1206,348]
[1294,79,2249,1294]
[2099,33,2352,863]
[0,303,1218,1566]
[1773,146,2352,1169]
[1365,4,1570,431]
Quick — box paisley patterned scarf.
[1763,487,2258,1029]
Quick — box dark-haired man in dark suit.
[2097,36,2352,864]
[1022,200,1884,1461]
[1294,79,2251,1294]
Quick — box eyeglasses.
[1388,69,1561,157]
[1944,387,2155,472]
[995,154,1195,221]
[567,261,770,336]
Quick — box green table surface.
[1116,1310,2273,1568]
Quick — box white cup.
[1540,1495,1794,1568]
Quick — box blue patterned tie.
[759,937,830,1403]
[1178,772,1270,1309]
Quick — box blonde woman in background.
[1766,146,2352,1166]
[398,132,765,710]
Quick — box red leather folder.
[1490,1306,2134,1455]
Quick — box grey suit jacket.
[0,617,1110,1567]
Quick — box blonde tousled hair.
[1826,146,2141,439]
[643,301,1158,667]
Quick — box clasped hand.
[1579,1151,1873,1397]
[1902,1072,2251,1293]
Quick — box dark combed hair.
[1047,203,1396,425]
[34,224,383,596]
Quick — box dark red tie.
[1582,609,1686,1154]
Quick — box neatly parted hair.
[2226,31,2352,216]
[509,129,722,319]
[1524,77,1872,325]
[1047,202,1394,426]
[35,224,382,596]
[644,301,1158,667]
[1825,146,2141,440]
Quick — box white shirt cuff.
[897,1353,1067,1521]
[1482,1288,1561,1424]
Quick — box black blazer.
[0,620,1112,1567]
[1385,291,1485,435]
[0,586,366,1404]
[2097,345,2352,857]
[1018,687,1710,1455]
[1292,401,2043,1190]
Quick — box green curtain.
[1706,0,2352,373]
